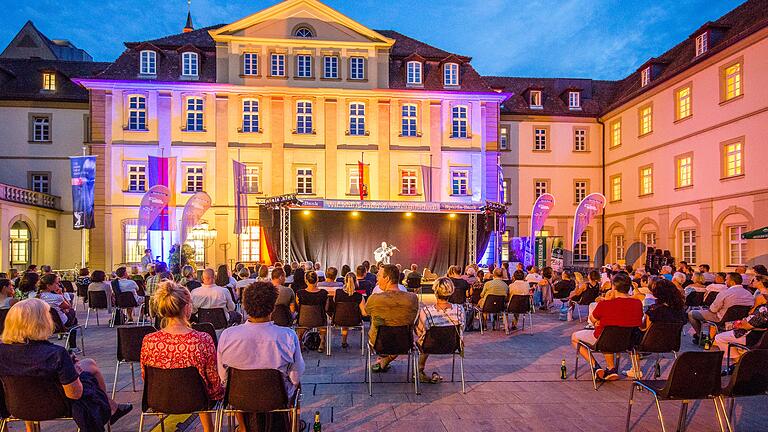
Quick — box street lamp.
[189,222,217,268]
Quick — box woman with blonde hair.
[140,281,222,432]
[415,277,464,384]
[333,272,367,349]
[0,299,131,431]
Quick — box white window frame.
[184,164,205,192]
[182,52,198,77]
[444,62,459,86]
[534,180,548,200]
[296,54,312,78]
[42,72,56,91]
[244,165,260,194]
[296,167,314,195]
[610,119,621,148]
[695,33,708,56]
[451,169,470,196]
[640,165,653,196]
[568,91,581,109]
[270,53,286,77]
[294,27,314,38]
[242,99,259,133]
[296,100,313,134]
[574,128,587,151]
[401,169,418,196]
[676,154,693,188]
[680,229,697,264]
[30,173,50,194]
[500,126,508,150]
[610,174,622,202]
[728,225,747,266]
[240,225,261,262]
[644,232,657,248]
[323,55,339,79]
[534,127,547,151]
[529,90,542,108]
[32,116,50,142]
[140,50,156,75]
[349,102,365,136]
[123,219,147,264]
[243,53,258,76]
[615,234,626,262]
[185,96,204,131]
[126,163,147,192]
[724,62,742,101]
[401,104,418,137]
[724,141,743,178]
[639,105,653,135]
[573,231,589,262]
[574,180,587,204]
[350,57,365,80]
[641,67,650,87]
[347,167,360,195]
[127,95,147,130]
[10,222,31,265]
[406,61,422,85]
[451,105,468,138]
[676,86,691,120]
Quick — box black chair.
[726,329,768,371]
[192,322,218,347]
[573,286,600,322]
[477,294,508,334]
[139,366,218,432]
[86,290,110,327]
[271,304,293,327]
[419,324,465,393]
[0,375,112,431]
[469,285,482,306]
[296,304,330,355]
[685,291,705,309]
[719,349,768,431]
[75,283,89,310]
[197,308,229,330]
[113,291,140,327]
[365,325,419,396]
[111,325,156,399]
[625,351,725,432]
[506,295,533,334]
[575,325,636,391]
[703,291,719,307]
[632,321,685,379]
[218,368,301,432]
[700,305,752,346]
[330,301,365,356]
[0,308,9,335]
[50,309,85,355]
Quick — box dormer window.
[294,27,314,38]
[640,67,651,87]
[695,33,708,56]
[406,61,422,85]
[140,50,156,75]
[444,63,459,86]
[42,72,56,91]
[568,91,581,109]
[181,52,198,77]
[529,90,542,108]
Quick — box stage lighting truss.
[264,193,303,209]
[480,200,507,215]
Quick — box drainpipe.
[598,118,606,267]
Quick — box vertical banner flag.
[550,237,565,272]
[69,155,97,230]
[147,156,177,231]
[420,165,432,202]
[179,191,212,244]
[233,160,248,234]
[526,193,555,266]
[572,192,606,252]
[138,185,171,235]
[534,237,547,268]
[357,161,369,200]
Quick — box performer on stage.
[374,242,398,265]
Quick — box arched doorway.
[9,221,31,270]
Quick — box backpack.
[302,330,321,351]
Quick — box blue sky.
[1,0,745,79]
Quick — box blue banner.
[69,155,96,230]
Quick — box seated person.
[525,266,542,283]
[141,281,222,432]
[422,267,438,282]
[334,273,367,348]
[233,267,255,301]
[705,272,728,295]
[355,265,374,297]
[571,273,642,381]
[508,270,532,329]
[367,265,419,372]
[0,279,18,309]
[405,265,423,289]
[192,268,241,326]
[684,272,708,297]
[36,273,77,327]
[0,299,131,431]
[317,267,343,295]
[415,278,464,384]
[447,265,471,305]
[87,270,114,313]
[271,267,297,319]
[689,272,754,344]
[477,268,510,328]
[553,270,576,299]
[296,270,329,352]
[115,266,144,322]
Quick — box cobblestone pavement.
[17,300,767,432]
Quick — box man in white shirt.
[705,273,728,295]
[192,268,241,325]
[525,266,542,283]
[688,272,754,343]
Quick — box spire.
[183,0,194,33]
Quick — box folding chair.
[197,308,229,330]
[700,305,752,347]
[506,295,533,334]
[329,301,365,356]
[138,366,218,432]
[218,368,301,432]
[477,294,508,334]
[632,321,684,378]
[718,349,768,432]
[420,324,465,393]
[366,325,419,396]
[86,290,110,328]
[574,325,636,391]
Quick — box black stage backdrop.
[290,211,468,275]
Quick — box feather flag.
[572,193,606,250]
[138,185,171,236]
[233,160,248,234]
[525,193,555,266]
[147,156,177,231]
[179,191,212,244]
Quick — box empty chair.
[191,322,218,347]
[111,325,156,398]
[625,351,725,432]
[218,368,301,432]
[725,330,768,370]
[718,349,768,431]
[506,295,534,334]
[138,366,218,432]
[197,308,229,330]
[271,304,293,328]
[700,305,752,346]
[477,294,508,334]
[633,321,685,378]
[419,324,466,393]
[330,301,365,356]
[366,325,419,396]
[86,290,110,328]
[575,325,636,391]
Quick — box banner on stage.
[297,199,483,213]
[138,185,171,235]
[526,193,555,266]
[69,155,96,230]
[233,160,249,234]
[572,193,606,251]
[147,156,177,231]
[179,191,212,244]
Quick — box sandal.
[317,346,325,353]
[431,372,443,383]
[371,362,390,373]
[341,342,349,349]
[419,371,434,383]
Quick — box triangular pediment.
[209,0,394,47]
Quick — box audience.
[192,268,241,326]
[115,267,143,322]
[415,277,464,384]
[271,267,297,318]
[446,265,470,305]
[87,270,114,313]
[334,273,367,348]
[0,279,18,309]
[688,272,754,344]
[179,265,201,290]
[296,270,329,352]
[355,265,374,296]
[37,273,77,327]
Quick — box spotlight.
[405,212,413,217]
[302,210,311,216]
[351,211,359,217]
[449,213,456,218]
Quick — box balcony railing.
[0,182,61,210]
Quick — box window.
[294,27,314,38]
[728,225,747,266]
[639,165,653,196]
[451,170,469,195]
[182,52,198,76]
[30,173,50,194]
[610,119,622,148]
[140,50,156,75]
[270,53,285,77]
[242,99,259,133]
[401,104,417,137]
[31,116,50,142]
[676,154,693,188]
[296,101,313,134]
[639,104,653,135]
[296,168,314,195]
[323,56,338,79]
[401,169,418,195]
[350,57,365,80]
[641,67,650,87]
[681,229,697,264]
[529,90,542,108]
[126,164,146,192]
[723,140,743,178]
[444,62,459,86]
[644,232,657,248]
[573,128,587,151]
[240,225,261,262]
[127,95,147,130]
[42,72,55,91]
[406,61,422,85]
[349,103,365,136]
[185,96,204,131]
[348,167,360,195]
[185,165,204,192]
[123,220,147,264]
[610,174,622,202]
[675,85,692,120]
[533,127,547,151]
[615,235,625,262]
[722,61,742,101]
[574,180,587,203]
[10,222,31,265]
[451,106,468,138]
[534,180,549,200]
[568,91,580,109]
[500,126,508,150]
[502,179,510,203]
[695,33,708,56]
[244,165,260,194]
[296,54,312,78]
[573,231,589,262]
[243,53,258,76]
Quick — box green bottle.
[560,359,567,380]
[313,411,322,432]
[703,334,712,350]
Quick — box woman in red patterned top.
[141,281,223,432]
